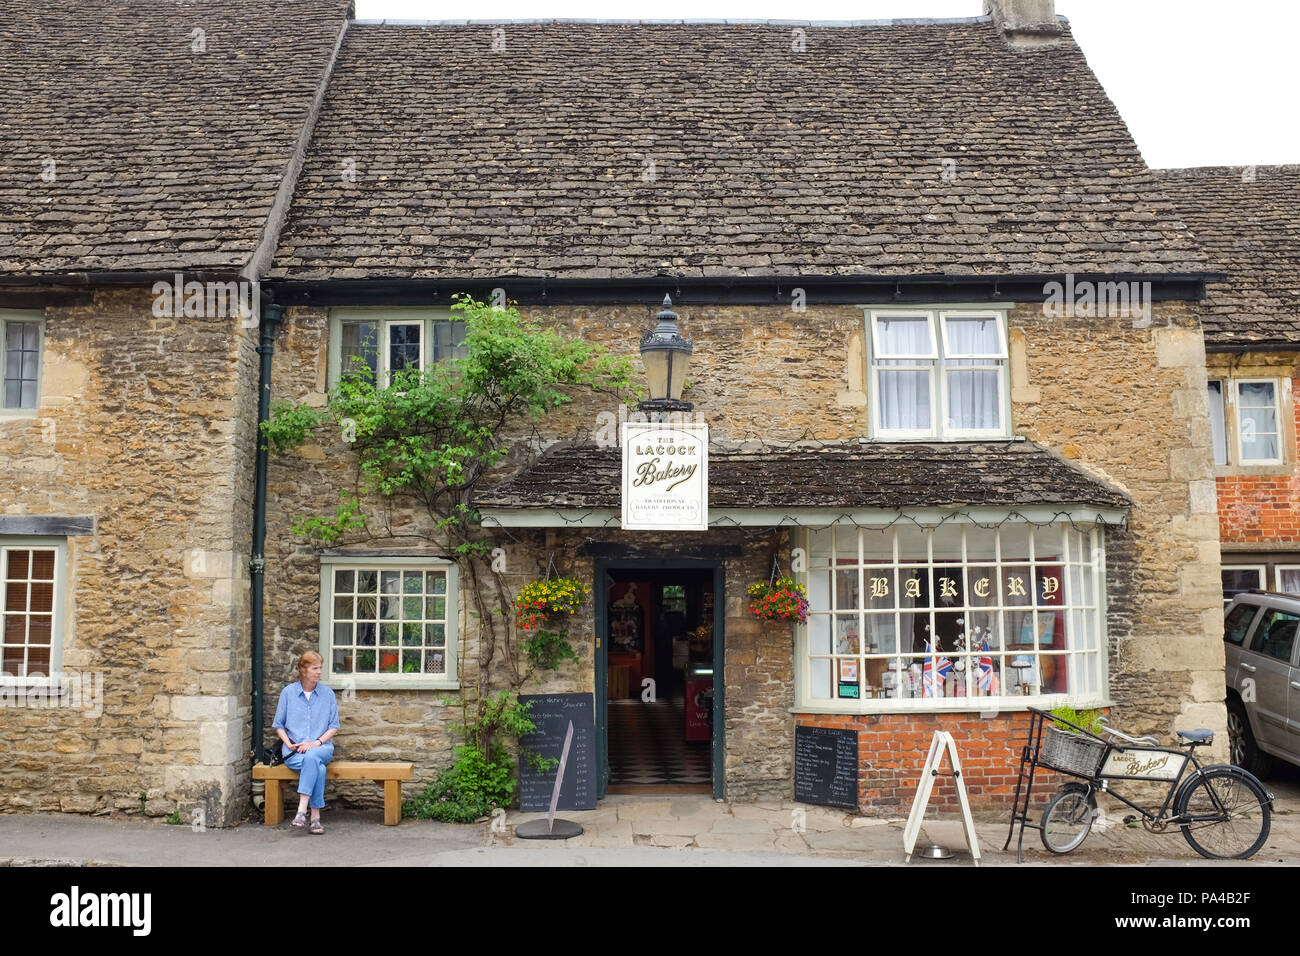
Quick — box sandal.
[309,818,324,835]
[291,812,307,829]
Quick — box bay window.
[798,521,1106,711]
[868,309,1008,439]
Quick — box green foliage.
[262,401,328,454]
[404,692,555,823]
[165,809,183,825]
[521,628,579,673]
[289,492,365,546]
[1049,704,1105,736]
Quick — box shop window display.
[802,522,1104,710]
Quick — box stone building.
[0,0,353,825]
[260,4,1225,815]
[1159,167,1300,602]
[0,0,1235,824]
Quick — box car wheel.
[1227,698,1273,779]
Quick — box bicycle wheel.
[1174,765,1271,860]
[1040,784,1095,854]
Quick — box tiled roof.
[1157,166,1300,348]
[0,0,352,276]
[475,440,1131,512]
[270,19,1203,281]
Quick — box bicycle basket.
[1040,725,1106,776]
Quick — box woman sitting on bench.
[272,651,340,834]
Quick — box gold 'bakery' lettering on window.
[1041,575,1060,599]
[973,577,990,598]
[904,577,921,599]
[870,577,890,598]
[938,576,958,599]
[1006,575,1027,598]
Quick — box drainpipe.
[250,302,285,763]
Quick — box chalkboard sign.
[794,725,859,810]
[518,693,598,812]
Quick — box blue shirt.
[272,681,341,757]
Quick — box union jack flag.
[923,642,952,697]
[976,638,999,695]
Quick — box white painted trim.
[1233,377,1284,465]
[478,505,1128,528]
[938,310,1009,359]
[1276,565,1300,594]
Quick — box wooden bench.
[252,761,414,826]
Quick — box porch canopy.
[474,439,1131,528]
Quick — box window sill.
[1215,463,1292,479]
[862,433,1016,444]
[792,694,1110,716]
[0,408,41,419]
[325,673,459,692]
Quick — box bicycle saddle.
[1175,728,1214,744]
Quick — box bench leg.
[383,780,402,826]
[264,779,284,826]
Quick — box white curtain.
[1238,382,1280,461]
[1279,568,1300,595]
[944,318,1000,431]
[876,318,933,431]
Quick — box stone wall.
[0,287,257,825]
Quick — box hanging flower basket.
[746,576,810,623]
[514,577,590,631]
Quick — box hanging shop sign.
[620,422,709,531]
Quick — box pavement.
[3,766,1299,866]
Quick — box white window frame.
[1233,377,1284,466]
[1222,564,1266,605]
[327,307,465,390]
[318,555,459,690]
[793,521,1107,714]
[1207,379,1228,466]
[0,536,67,685]
[865,307,1010,441]
[0,310,45,416]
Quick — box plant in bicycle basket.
[746,576,810,623]
[1047,704,1105,736]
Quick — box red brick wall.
[1217,376,1300,544]
[796,711,1081,814]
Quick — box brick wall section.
[1214,370,1300,545]
[0,288,257,825]
[795,711,1079,816]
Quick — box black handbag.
[262,738,288,767]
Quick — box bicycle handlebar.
[1097,717,1160,747]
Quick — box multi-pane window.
[801,522,1104,709]
[1208,378,1286,466]
[868,310,1008,439]
[1,312,42,410]
[330,309,467,388]
[1278,566,1300,595]
[323,562,457,683]
[2,546,58,677]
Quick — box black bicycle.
[1007,708,1273,861]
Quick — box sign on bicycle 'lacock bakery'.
[0,0,1231,823]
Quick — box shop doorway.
[595,562,723,798]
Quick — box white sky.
[353,0,1300,169]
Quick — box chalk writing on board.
[794,725,858,810]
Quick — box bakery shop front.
[477,436,1130,812]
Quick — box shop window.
[866,309,1008,440]
[1,539,64,678]
[319,558,458,688]
[328,308,467,389]
[798,522,1104,711]
[1,311,43,412]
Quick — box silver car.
[1225,590,1300,777]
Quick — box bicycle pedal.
[1123,815,1139,827]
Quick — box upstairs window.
[868,310,1008,439]
[1,311,43,412]
[329,308,467,389]
[1208,377,1287,466]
